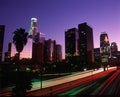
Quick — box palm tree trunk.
[18,52,20,60]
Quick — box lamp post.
[40,74,42,90]
[40,65,42,90]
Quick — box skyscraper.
[44,39,56,63]
[0,25,5,61]
[29,18,39,42]
[39,32,45,43]
[100,32,110,62]
[111,42,118,57]
[28,18,46,65]
[4,43,12,62]
[10,18,46,62]
[32,42,44,65]
[94,48,101,65]
[11,18,37,59]
[65,28,78,61]
[56,44,62,62]
[78,22,94,65]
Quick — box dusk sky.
[0,0,120,59]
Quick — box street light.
[40,65,42,90]
[83,68,87,71]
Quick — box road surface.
[0,66,117,96]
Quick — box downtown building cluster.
[65,22,120,69]
[0,21,120,69]
[3,18,62,64]
[94,32,120,65]
[65,22,94,68]
[94,32,120,66]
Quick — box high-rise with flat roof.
[44,39,56,63]
[0,25,5,61]
[56,44,62,62]
[39,32,45,43]
[65,28,78,61]
[32,42,44,65]
[78,22,94,65]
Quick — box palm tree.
[12,28,33,96]
[13,28,28,60]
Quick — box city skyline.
[0,0,120,59]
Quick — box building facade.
[78,22,94,65]
[56,44,62,62]
[29,18,38,40]
[44,39,56,63]
[111,42,118,57]
[0,25,5,61]
[100,32,110,63]
[39,32,45,43]
[32,42,44,65]
[94,48,101,65]
[4,43,11,62]
[65,28,78,61]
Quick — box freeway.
[57,72,113,96]
[30,67,115,91]
[57,69,120,96]
[0,66,117,96]
[27,66,117,96]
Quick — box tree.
[13,28,28,60]
[12,71,33,96]
[12,28,33,96]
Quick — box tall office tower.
[78,22,94,65]
[111,42,118,57]
[44,39,56,63]
[100,32,110,62]
[53,40,56,62]
[4,43,12,61]
[0,25,5,61]
[32,42,44,65]
[39,32,45,43]
[8,42,12,53]
[65,28,78,61]
[56,44,62,62]
[29,18,39,42]
[94,48,101,65]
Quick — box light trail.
[0,66,117,96]
[28,67,117,96]
[57,71,115,96]
[30,67,116,91]
[59,82,97,96]
[99,69,120,95]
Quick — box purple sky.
[0,0,120,59]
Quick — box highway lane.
[30,67,116,91]
[0,66,117,96]
[27,67,117,96]
[104,72,120,95]
[98,69,120,95]
[0,69,95,96]
[57,69,120,96]
[57,71,115,96]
